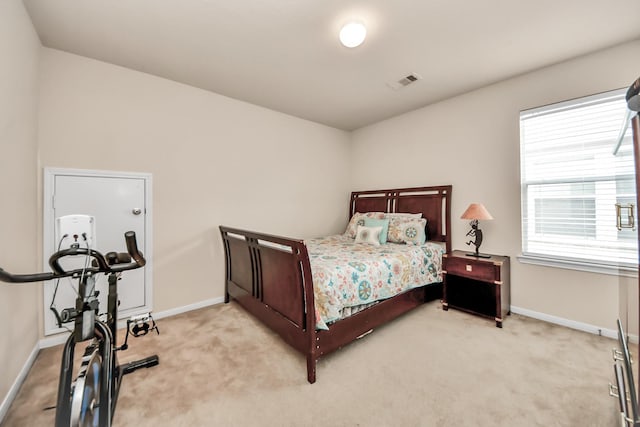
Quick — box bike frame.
[55,272,120,427]
[0,231,156,427]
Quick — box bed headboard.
[349,185,452,253]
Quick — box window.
[519,89,637,274]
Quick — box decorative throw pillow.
[344,212,385,238]
[397,219,427,245]
[354,225,383,246]
[387,217,427,244]
[364,218,390,244]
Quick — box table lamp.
[460,203,493,258]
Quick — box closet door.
[43,168,153,336]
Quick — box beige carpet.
[1,301,627,426]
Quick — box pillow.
[354,225,383,246]
[397,219,427,245]
[387,215,416,242]
[384,212,422,219]
[344,212,385,238]
[364,218,389,244]
[387,217,427,244]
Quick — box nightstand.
[442,250,510,327]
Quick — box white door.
[43,168,153,336]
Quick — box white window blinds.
[520,89,637,270]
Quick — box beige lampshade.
[460,203,493,221]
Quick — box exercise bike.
[0,230,159,427]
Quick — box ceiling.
[23,0,640,131]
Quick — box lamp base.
[465,252,491,259]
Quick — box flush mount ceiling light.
[339,21,366,48]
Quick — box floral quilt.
[305,235,444,330]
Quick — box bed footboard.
[219,226,318,382]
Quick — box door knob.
[132,208,142,215]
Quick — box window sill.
[517,253,638,278]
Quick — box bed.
[219,185,452,383]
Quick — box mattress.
[305,234,444,330]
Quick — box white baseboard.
[511,306,639,343]
[0,343,39,424]
[152,297,224,320]
[38,297,225,349]
[39,331,71,348]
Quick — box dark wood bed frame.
[219,185,452,383]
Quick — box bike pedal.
[126,312,159,338]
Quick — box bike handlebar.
[0,231,146,283]
[124,231,146,268]
[0,269,55,283]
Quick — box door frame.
[43,167,153,335]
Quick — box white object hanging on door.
[55,214,96,249]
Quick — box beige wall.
[2,8,639,414]
[37,48,352,313]
[351,39,640,333]
[0,0,41,411]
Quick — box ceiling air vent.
[387,73,422,91]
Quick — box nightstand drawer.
[444,256,499,283]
